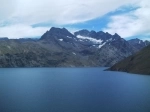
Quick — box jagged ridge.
[0,27,149,67]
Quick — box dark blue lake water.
[0,68,150,112]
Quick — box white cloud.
[0,24,49,39]
[103,0,150,39]
[103,14,142,37]
[1,0,139,25]
[0,0,144,38]
[0,0,17,20]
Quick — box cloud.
[0,0,17,20]
[103,0,150,39]
[103,14,142,37]
[0,0,143,38]
[1,0,139,25]
[0,24,49,39]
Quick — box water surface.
[0,68,150,112]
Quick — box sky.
[0,0,150,40]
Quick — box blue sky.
[0,0,150,40]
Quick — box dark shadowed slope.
[109,45,150,75]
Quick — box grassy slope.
[110,45,150,75]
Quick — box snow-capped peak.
[98,42,106,48]
[67,36,72,38]
[77,35,103,44]
[59,39,63,41]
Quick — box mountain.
[128,38,150,52]
[40,27,138,66]
[0,27,149,67]
[0,37,8,40]
[73,29,142,66]
[108,45,150,75]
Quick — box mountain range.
[0,27,149,67]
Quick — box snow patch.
[79,39,84,41]
[59,39,63,41]
[98,42,106,48]
[7,46,11,49]
[67,36,72,38]
[77,35,103,44]
[72,52,76,55]
[106,38,112,42]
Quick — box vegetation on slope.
[109,45,150,75]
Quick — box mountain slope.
[0,27,149,67]
[109,45,150,75]
[74,30,139,66]
[128,38,149,52]
[40,28,137,66]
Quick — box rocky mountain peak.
[128,38,142,44]
[49,27,68,34]
[74,29,90,37]
[128,38,149,51]
[40,27,75,40]
[112,33,121,40]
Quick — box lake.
[0,68,150,112]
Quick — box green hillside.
[109,45,150,75]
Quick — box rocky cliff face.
[0,27,149,67]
